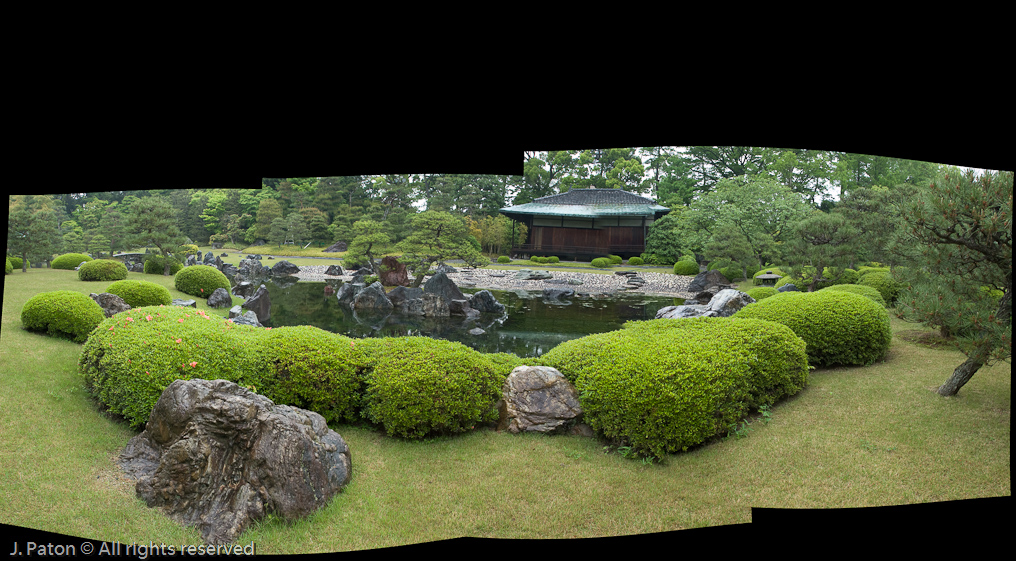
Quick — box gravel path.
[290,265,697,298]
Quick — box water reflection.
[262,281,682,358]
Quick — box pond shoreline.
[288,265,697,299]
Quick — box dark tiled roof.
[533,188,657,205]
[500,188,669,218]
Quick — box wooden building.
[499,188,670,260]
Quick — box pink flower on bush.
[146,315,153,321]
[175,338,182,344]
[190,361,198,368]
[178,319,185,323]
[126,317,134,322]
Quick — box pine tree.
[893,170,1012,396]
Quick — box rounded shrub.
[607,255,623,265]
[719,263,743,283]
[746,286,779,301]
[21,290,106,343]
[174,265,230,298]
[591,257,611,268]
[78,259,128,282]
[5,258,11,275]
[831,268,859,286]
[143,255,184,275]
[104,279,173,308]
[547,256,560,264]
[52,253,94,270]
[819,284,886,308]
[673,260,700,276]
[8,256,29,270]
[354,337,506,438]
[179,244,199,255]
[537,317,809,459]
[78,305,364,429]
[857,266,891,280]
[858,271,902,305]
[497,256,511,264]
[628,256,644,266]
[733,290,892,367]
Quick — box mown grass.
[0,267,1009,553]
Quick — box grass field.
[0,266,1009,552]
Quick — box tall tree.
[783,211,862,291]
[345,219,394,274]
[397,211,489,287]
[98,202,128,257]
[7,195,59,271]
[126,196,186,275]
[892,169,1012,397]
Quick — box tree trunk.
[937,355,984,396]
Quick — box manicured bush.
[52,253,94,270]
[5,258,11,275]
[104,279,173,308]
[537,317,809,459]
[354,337,506,438]
[858,271,902,305]
[607,255,623,265]
[719,264,743,283]
[628,256,644,266]
[78,259,128,282]
[174,265,230,298]
[8,256,29,270]
[547,256,560,263]
[591,258,611,268]
[819,284,886,308]
[733,290,892,367]
[857,266,891,280]
[143,255,184,275]
[746,286,779,301]
[179,244,199,255]
[497,256,511,264]
[673,260,700,276]
[832,268,860,286]
[639,253,660,265]
[21,290,106,343]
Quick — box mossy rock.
[733,290,892,367]
[537,317,809,459]
[52,253,94,270]
[78,259,128,282]
[104,279,173,308]
[174,265,231,298]
[21,290,106,343]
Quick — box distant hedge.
[22,291,106,343]
[174,265,230,298]
[52,253,94,270]
[104,279,173,308]
[673,260,699,276]
[78,259,128,282]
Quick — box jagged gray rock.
[119,379,351,546]
[90,293,131,318]
[655,289,756,319]
[206,288,233,309]
[497,366,584,434]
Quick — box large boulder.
[387,285,424,309]
[322,241,347,253]
[335,283,364,306]
[656,289,756,319]
[206,287,233,309]
[378,256,409,287]
[468,290,505,314]
[497,366,584,435]
[202,252,215,265]
[324,264,344,277]
[231,310,263,328]
[270,260,300,276]
[118,379,351,546]
[351,282,393,313]
[242,284,271,324]
[172,299,197,308]
[232,281,256,299]
[514,270,553,281]
[423,272,465,302]
[90,292,131,318]
[686,269,732,294]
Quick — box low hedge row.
[537,317,809,459]
[22,291,106,343]
[104,280,173,308]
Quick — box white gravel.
[290,265,697,298]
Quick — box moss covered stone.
[537,317,809,458]
[733,290,892,367]
[22,290,106,343]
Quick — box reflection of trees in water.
[263,282,675,357]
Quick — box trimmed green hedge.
[591,258,611,268]
[673,260,699,276]
[52,253,94,270]
[733,290,892,367]
[8,256,29,270]
[5,258,11,275]
[858,271,902,305]
[143,255,184,275]
[746,286,779,301]
[607,255,623,265]
[628,256,644,266]
[497,256,511,264]
[819,284,887,308]
[78,259,128,282]
[104,280,173,308]
[22,291,106,343]
[174,265,230,298]
[537,317,809,458]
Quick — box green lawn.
[0,267,1009,552]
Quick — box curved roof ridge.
[532,188,658,205]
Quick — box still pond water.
[262,281,684,358]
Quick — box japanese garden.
[2,147,1010,552]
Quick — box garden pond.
[261,281,684,358]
